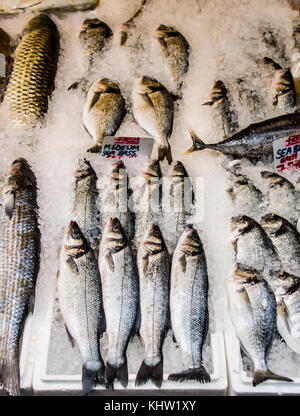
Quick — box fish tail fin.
[0,354,20,396]
[168,364,211,384]
[185,129,207,154]
[135,358,163,388]
[253,369,293,387]
[158,143,173,165]
[82,361,106,395]
[87,144,102,153]
[105,359,128,389]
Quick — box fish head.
[154,24,177,40]
[142,159,162,182]
[103,217,127,252]
[231,263,259,286]
[230,215,254,236]
[3,158,36,195]
[179,224,203,255]
[79,18,112,40]
[63,221,88,257]
[210,80,227,102]
[172,160,188,179]
[138,76,163,94]
[260,171,283,186]
[92,78,121,94]
[22,14,58,36]
[74,159,96,182]
[272,270,300,297]
[143,224,164,255]
[260,213,283,235]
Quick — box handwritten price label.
[101,136,154,160]
[273,133,300,173]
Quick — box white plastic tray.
[224,330,300,396]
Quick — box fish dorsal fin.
[88,90,101,112]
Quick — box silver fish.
[186,112,300,160]
[99,217,139,389]
[0,158,40,396]
[227,263,293,386]
[260,213,300,275]
[169,225,210,383]
[82,78,126,153]
[0,0,99,14]
[136,224,169,388]
[79,18,112,65]
[72,159,99,257]
[57,221,106,395]
[132,76,173,164]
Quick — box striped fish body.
[5,14,59,127]
[0,158,40,396]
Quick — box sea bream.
[57,221,106,395]
[0,158,40,396]
[83,78,126,153]
[169,225,210,384]
[5,14,59,127]
[79,18,112,66]
[132,76,174,164]
[136,224,169,388]
[186,111,300,160]
[227,263,293,386]
[99,218,139,389]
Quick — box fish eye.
[113,224,120,232]
[154,230,161,238]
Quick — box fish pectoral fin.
[66,256,78,274]
[202,100,214,106]
[105,251,114,272]
[88,91,101,112]
[141,91,155,109]
[179,254,187,273]
[156,36,168,55]
[64,325,75,348]
[142,253,149,272]
[4,191,15,219]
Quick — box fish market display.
[5,14,59,127]
[230,215,279,275]
[57,221,106,395]
[273,270,300,356]
[0,27,12,103]
[227,263,293,386]
[136,224,169,388]
[187,112,300,160]
[72,159,99,257]
[0,0,99,14]
[120,0,147,46]
[82,78,126,153]
[79,18,112,66]
[154,25,189,87]
[99,218,139,389]
[132,76,173,164]
[0,158,40,396]
[169,225,210,383]
[260,213,300,275]
[203,80,238,139]
[100,161,134,242]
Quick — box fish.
[100,160,135,242]
[230,215,280,275]
[82,78,126,153]
[57,221,106,395]
[136,224,169,388]
[5,14,60,127]
[134,159,162,246]
[99,217,139,389]
[0,158,40,396]
[132,76,173,164]
[260,213,300,275]
[263,57,296,111]
[0,0,99,14]
[119,0,147,47]
[0,27,12,103]
[79,18,112,65]
[227,263,293,387]
[169,161,194,242]
[202,80,238,138]
[154,25,189,87]
[168,225,210,384]
[272,270,300,356]
[236,78,266,119]
[186,111,300,160]
[72,159,99,257]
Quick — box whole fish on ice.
[79,18,112,66]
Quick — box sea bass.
[203,80,238,139]
[0,158,40,396]
[169,225,210,383]
[0,0,99,14]
[154,25,189,86]
[72,159,99,257]
[0,27,12,103]
[99,217,139,389]
[79,18,112,65]
[5,14,59,127]
[186,112,300,160]
[227,263,293,386]
[136,224,169,388]
[82,78,126,153]
[132,76,173,164]
[260,213,300,275]
[57,221,106,395]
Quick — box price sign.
[273,133,300,173]
[101,136,154,160]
